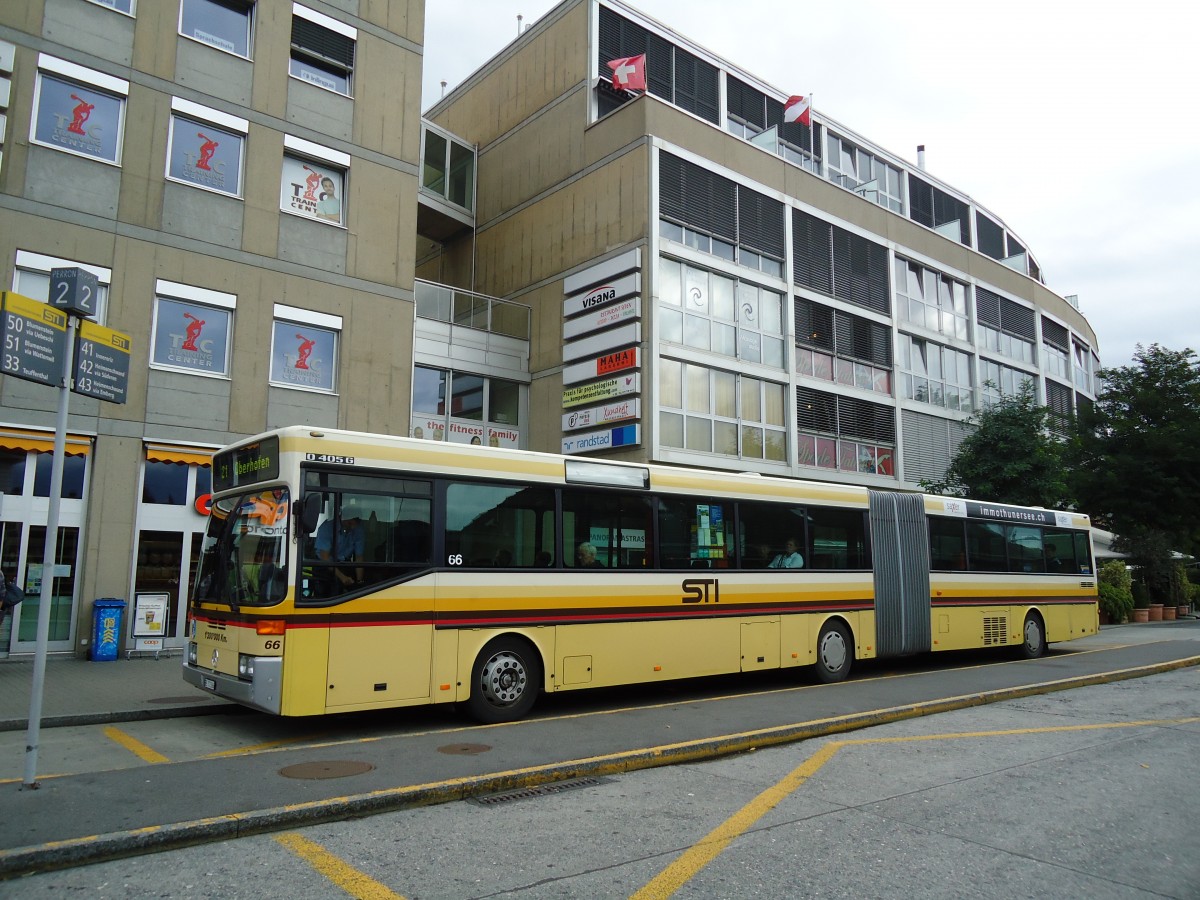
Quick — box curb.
[3,654,1197,880]
[0,701,244,733]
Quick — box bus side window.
[928,518,967,571]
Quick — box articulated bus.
[183,426,1099,723]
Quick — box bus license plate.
[203,677,216,691]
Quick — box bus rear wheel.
[815,621,853,683]
[467,637,541,724]
[1019,613,1047,659]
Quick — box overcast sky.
[423,0,1199,368]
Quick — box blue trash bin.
[90,598,126,661]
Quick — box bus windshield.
[193,488,290,608]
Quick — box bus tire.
[815,620,853,683]
[1019,612,1047,659]
[467,636,541,724]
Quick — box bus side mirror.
[298,494,322,535]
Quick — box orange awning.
[0,427,92,456]
[144,442,213,467]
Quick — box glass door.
[11,526,80,653]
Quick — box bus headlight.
[188,642,197,666]
[238,654,256,679]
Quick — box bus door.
[868,491,931,658]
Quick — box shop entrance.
[134,449,212,651]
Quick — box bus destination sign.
[213,436,280,493]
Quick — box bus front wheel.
[1019,613,1047,659]
[467,637,541,724]
[815,621,853,683]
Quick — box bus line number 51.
[682,578,719,604]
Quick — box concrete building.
[421,0,1098,484]
[0,0,1098,658]
[0,0,458,657]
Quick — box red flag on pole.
[607,54,647,92]
[783,95,811,127]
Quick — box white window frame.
[268,303,341,393]
[166,97,248,198]
[280,135,349,227]
[178,0,254,59]
[289,3,356,97]
[30,55,129,166]
[149,280,236,379]
[12,251,111,325]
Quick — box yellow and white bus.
[183,426,1099,723]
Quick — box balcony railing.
[415,280,530,341]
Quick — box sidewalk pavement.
[0,651,237,732]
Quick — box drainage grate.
[471,776,612,807]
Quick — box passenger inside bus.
[769,538,805,568]
[576,543,601,567]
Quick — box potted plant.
[1131,582,1150,623]
[1098,560,1134,625]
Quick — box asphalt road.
[7,666,1198,898]
[1,621,1198,894]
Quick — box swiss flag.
[607,54,647,92]
[784,95,811,127]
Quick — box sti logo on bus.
[682,578,719,604]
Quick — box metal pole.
[23,315,77,789]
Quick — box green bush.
[1131,581,1151,609]
[1098,561,1135,622]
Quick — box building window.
[269,304,340,393]
[975,286,1035,365]
[895,257,969,342]
[797,387,895,476]
[290,4,356,96]
[724,75,821,175]
[411,365,523,447]
[180,0,253,57]
[795,298,892,395]
[658,258,785,369]
[166,98,247,197]
[420,126,474,211]
[281,136,348,225]
[979,359,1034,409]
[150,281,235,377]
[12,251,110,324]
[908,173,970,245]
[898,334,973,413]
[597,6,718,124]
[792,210,889,315]
[30,56,128,165]
[87,0,135,13]
[826,133,904,213]
[659,359,787,462]
[659,153,785,277]
[1072,340,1093,392]
[1041,316,1070,380]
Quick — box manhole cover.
[279,760,375,780]
[438,743,492,755]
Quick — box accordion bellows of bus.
[183,426,1098,723]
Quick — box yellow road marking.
[276,832,406,900]
[203,735,328,758]
[633,716,1200,899]
[103,726,169,764]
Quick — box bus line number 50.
[682,578,719,604]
